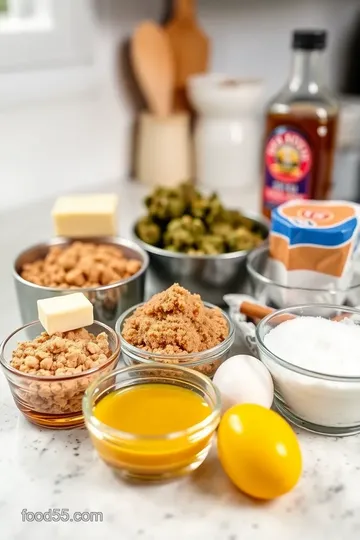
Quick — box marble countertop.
[1,181,360,540]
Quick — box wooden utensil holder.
[135,112,192,187]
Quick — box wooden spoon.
[131,21,174,117]
[164,0,210,111]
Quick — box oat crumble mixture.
[10,328,114,415]
[21,241,142,289]
[11,328,111,376]
[122,284,228,356]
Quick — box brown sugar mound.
[122,284,229,355]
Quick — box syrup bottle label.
[263,126,313,210]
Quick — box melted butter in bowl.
[83,364,221,481]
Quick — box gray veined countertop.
[1,181,360,540]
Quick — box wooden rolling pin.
[240,300,350,323]
[239,301,274,321]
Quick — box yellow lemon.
[217,403,302,500]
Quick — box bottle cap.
[292,30,327,50]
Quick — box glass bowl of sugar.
[256,304,360,436]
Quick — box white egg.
[213,355,274,413]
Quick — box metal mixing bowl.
[13,237,149,329]
[133,211,269,305]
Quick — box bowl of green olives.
[133,183,269,305]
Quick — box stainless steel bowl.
[133,211,269,305]
[13,237,149,329]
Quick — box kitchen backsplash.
[1,0,359,211]
[102,0,359,98]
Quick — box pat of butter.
[37,293,94,335]
[52,194,119,238]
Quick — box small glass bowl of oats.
[0,320,120,429]
[115,284,235,378]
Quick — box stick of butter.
[37,293,94,335]
[52,194,119,238]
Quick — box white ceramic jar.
[187,74,264,190]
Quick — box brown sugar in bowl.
[115,285,235,378]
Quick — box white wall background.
[0,0,359,211]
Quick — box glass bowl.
[82,364,221,481]
[247,245,360,309]
[115,302,235,378]
[0,320,120,429]
[256,304,360,436]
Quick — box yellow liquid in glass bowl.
[90,383,215,480]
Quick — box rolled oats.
[11,328,114,415]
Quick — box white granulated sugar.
[264,316,360,376]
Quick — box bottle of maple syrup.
[262,30,339,219]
